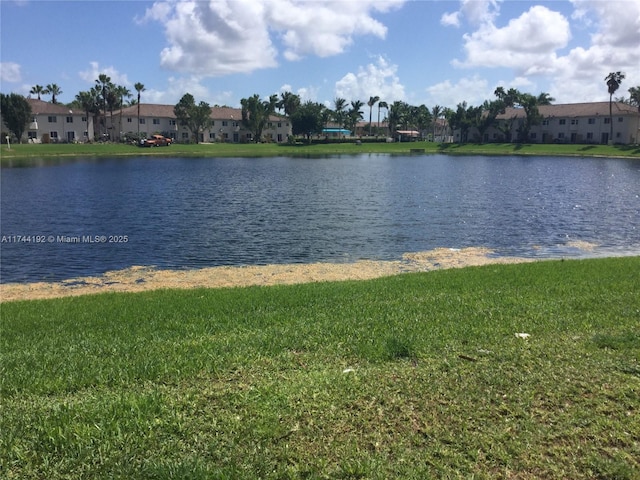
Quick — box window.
[278,122,282,128]
[571,119,578,125]
[587,132,594,140]
[588,118,595,124]
[559,119,566,125]
[542,119,549,126]
[618,117,624,122]
[223,133,229,139]
[169,120,176,126]
[222,121,228,126]
[181,132,189,140]
[604,118,611,124]
[209,132,216,140]
[139,118,146,124]
[28,131,37,139]
[153,118,160,125]
[82,116,87,122]
[48,116,57,123]
[558,132,565,139]
[66,116,73,123]
[50,131,58,139]
[211,120,215,126]
[127,118,132,123]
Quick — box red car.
[140,134,173,147]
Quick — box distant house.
[456,102,640,145]
[13,99,95,143]
[112,104,292,143]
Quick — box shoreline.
[3,243,636,303]
[0,246,556,303]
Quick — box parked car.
[140,134,173,147]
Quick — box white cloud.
[335,56,405,103]
[79,62,130,86]
[442,0,501,27]
[141,0,405,76]
[425,75,491,109]
[453,6,571,75]
[0,62,22,83]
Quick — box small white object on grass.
[342,368,355,374]
[515,333,531,339]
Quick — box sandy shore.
[1,247,547,302]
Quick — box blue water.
[1,154,639,283]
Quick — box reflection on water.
[1,154,639,283]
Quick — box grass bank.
[1,141,639,165]
[2,257,639,479]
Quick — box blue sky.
[1,0,639,114]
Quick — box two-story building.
[459,102,640,145]
[19,98,95,143]
[113,104,292,143]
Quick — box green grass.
[1,141,639,166]
[2,257,639,479]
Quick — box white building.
[18,99,95,143]
[113,104,292,143]
[459,102,640,145]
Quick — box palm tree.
[75,90,98,141]
[277,91,301,117]
[347,100,364,136]
[45,84,62,104]
[134,83,145,138]
[536,92,555,105]
[605,72,625,143]
[431,105,442,140]
[367,95,379,136]
[377,100,388,134]
[95,74,112,138]
[30,85,45,100]
[628,86,640,112]
[115,85,132,141]
[333,97,347,130]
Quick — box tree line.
[2,72,639,144]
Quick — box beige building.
[460,102,640,145]
[16,99,95,143]
[113,104,292,143]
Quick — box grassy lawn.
[2,257,639,479]
[1,141,639,165]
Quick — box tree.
[240,94,278,142]
[333,97,348,130]
[73,90,99,141]
[290,101,325,142]
[134,83,145,138]
[95,74,112,138]
[536,92,555,105]
[367,95,379,136]
[378,100,388,134]
[387,101,409,137]
[115,85,131,140]
[346,100,364,135]
[45,84,62,104]
[276,91,301,117]
[628,86,640,111]
[174,93,212,143]
[605,71,625,143]
[0,93,32,141]
[431,105,442,140]
[29,85,45,100]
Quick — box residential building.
[14,99,95,143]
[458,102,640,145]
[113,104,292,143]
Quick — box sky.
[1,0,639,116]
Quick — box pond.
[1,154,639,283]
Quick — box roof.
[497,102,639,120]
[396,130,420,135]
[117,104,286,122]
[322,128,351,133]
[27,98,80,115]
